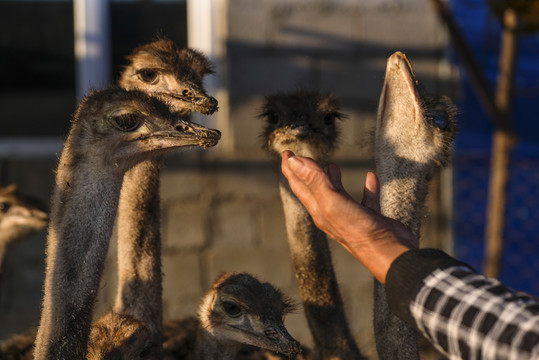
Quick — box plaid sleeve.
[386,248,539,359]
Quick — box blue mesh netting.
[450,0,539,296]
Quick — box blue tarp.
[450,0,539,295]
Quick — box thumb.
[327,163,345,192]
[361,172,381,213]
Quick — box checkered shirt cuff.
[386,248,539,359]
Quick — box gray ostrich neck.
[0,243,8,288]
[373,159,427,360]
[0,225,41,276]
[0,244,6,271]
[0,237,14,274]
[34,151,124,360]
[0,236,16,294]
[0,227,45,295]
[114,158,164,343]
[195,329,243,360]
[278,177,362,360]
[377,159,435,238]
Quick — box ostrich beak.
[261,324,302,358]
[232,322,301,358]
[134,119,221,152]
[377,51,422,126]
[173,119,222,148]
[161,81,219,116]
[169,91,219,115]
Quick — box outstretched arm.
[281,150,539,359]
[280,150,416,284]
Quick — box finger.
[327,163,356,202]
[281,154,326,220]
[327,163,345,192]
[282,150,296,161]
[361,172,381,213]
[281,152,317,201]
[281,151,301,183]
[285,154,333,194]
[365,172,380,196]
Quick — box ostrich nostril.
[176,124,193,132]
[182,89,191,97]
[264,328,278,341]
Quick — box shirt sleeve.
[385,248,539,359]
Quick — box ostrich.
[0,184,48,280]
[118,37,218,116]
[1,40,220,359]
[113,38,219,352]
[0,186,47,359]
[0,327,38,360]
[86,312,155,360]
[260,90,366,360]
[161,272,301,360]
[1,313,154,360]
[32,87,221,360]
[372,52,456,359]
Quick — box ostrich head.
[198,272,301,358]
[375,51,457,169]
[66,87,221,174]
[0,184,48,246]
[260,90,344,162]
[118,38,219,116]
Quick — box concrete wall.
[0,1,453,358]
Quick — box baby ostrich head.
[260,90,344,162]
[87,313,156,360]
[66,87,221,172]
[376,51,457,169]
[198,272,301,358]
[0,184,48,246]
[118,38,219,115]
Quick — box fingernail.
[287,155,305,173]
[282,150,296,158]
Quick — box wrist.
[347,236,412,284]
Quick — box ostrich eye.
[110,113,142,132]
[0,202,10,212]
[137,69,159,84]
[323,114,334,125]
[222,301,241,317]
[267,112,278,125]
[431,112,448,131]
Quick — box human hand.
[280,150,417,283]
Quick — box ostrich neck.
[0,237,17,295]
[279,178,362,360]
[34,150,124,360]
[0,237,13,274]
[0,226,46,294]
[372,154,431,360]
[376,159,435,239]
[194,329,243,360]
[114,158,163,341]
[0,243,7,291]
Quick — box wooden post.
[429,0,520,278]
[483,8,518,278]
